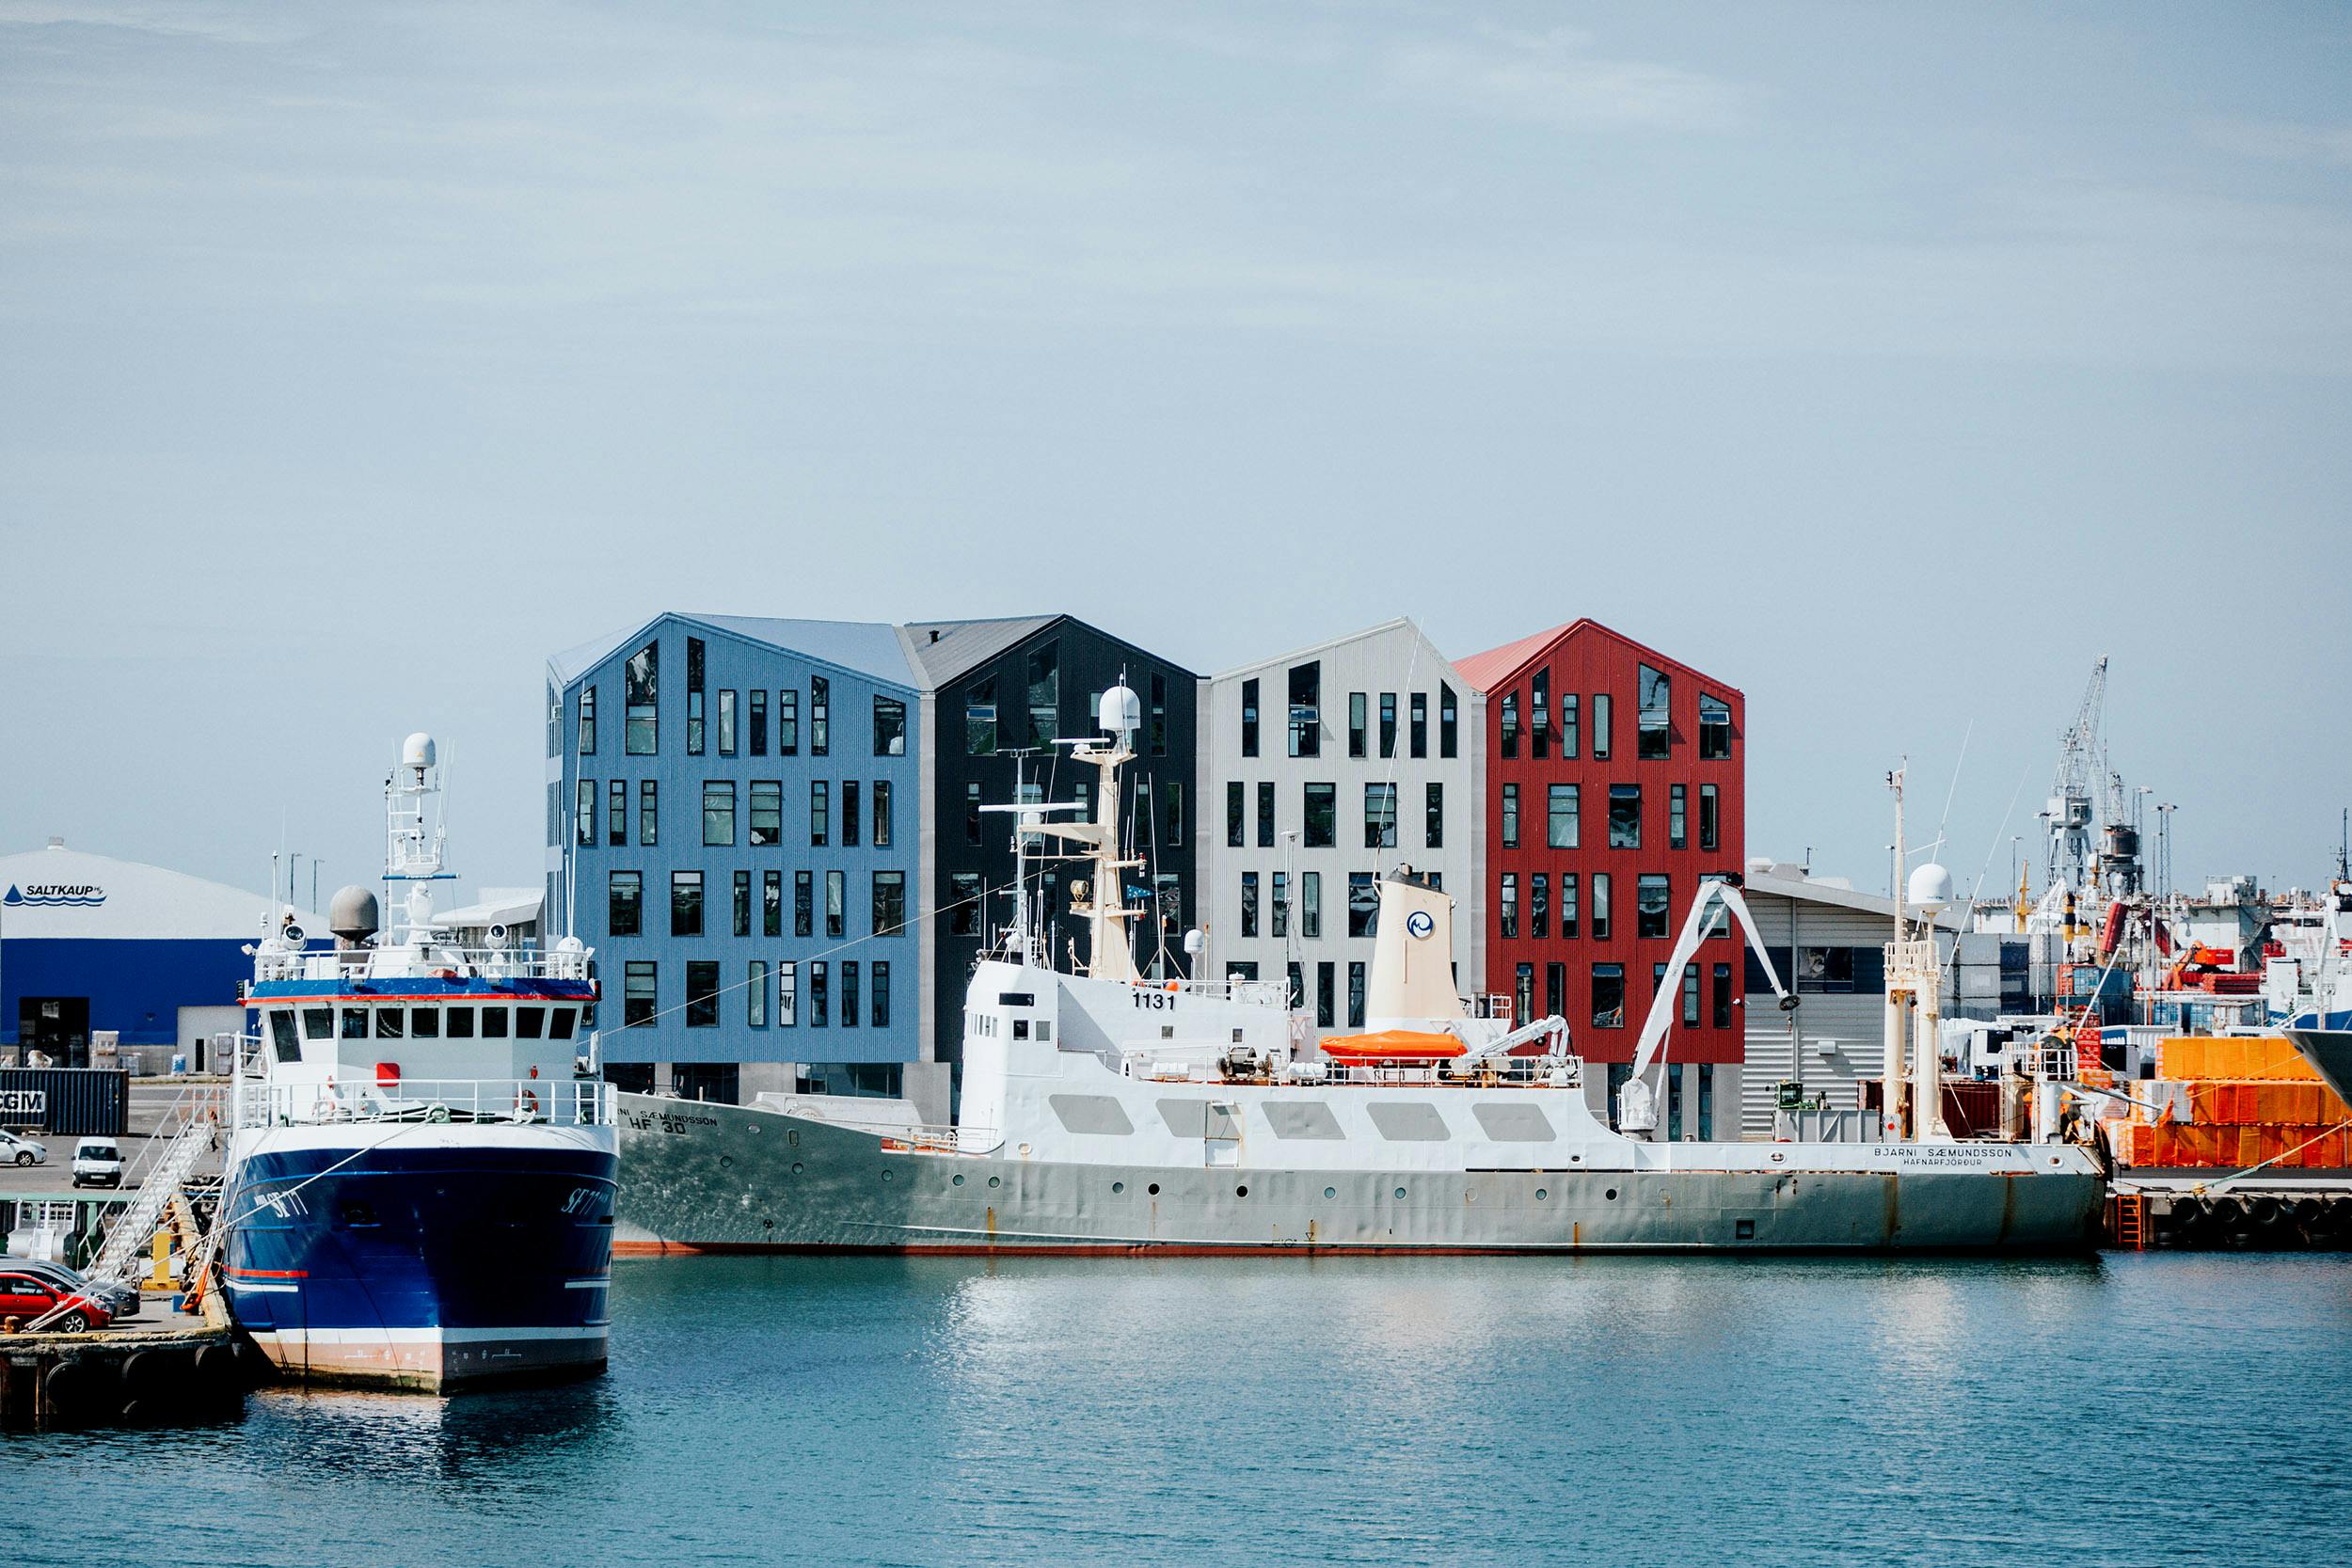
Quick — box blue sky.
[2,2,2347,905]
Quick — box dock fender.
[121,1346,196,1416]
[43,1356,121,1428]
[194,1341,248,1398]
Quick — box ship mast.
[1027,679,1148,983]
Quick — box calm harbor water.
[19,1252,2352,1566]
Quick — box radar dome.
[328,885,381,942]
[1098,684,1141,737]
[401,732,437,769]
[1906,862,1955,911]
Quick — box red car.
[0,1269,113,1332]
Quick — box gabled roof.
[1210,617,1464,684]
[896,615,1061,689]
[1453,617,1743,696]
[548,613,919,689]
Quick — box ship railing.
[252,944,594,985]
[1126,1055,1577,1089]
[874,1124,968,1155]
[232,1077,616,1129]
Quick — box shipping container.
[0,1069,130,1136]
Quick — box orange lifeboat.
[1319,1030,1465,1064]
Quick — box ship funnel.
[1365,870,1464,1026]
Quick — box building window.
[966,677,996,755]
[733,870,751,937]
[1301,871,1323,939]
[809,962,828,1027]
[1149,674,1167,755]
[1515,963,1534,1025]
[842,781,861,847]
[1257,782,1275,847]
[872,781,892,847]
[1304,783,1336,848]
[1682,963,1701,1026]
[1561,873,1580,939]
[718,689,738,755]
[1531,873,1549,940]
[608,871,642,936]
[749,689,768,755]
[1348,691,1368,758]
[873,871,906,936]
[578,686,597,755]
[779,961,797,1025]
[576,779,596,846]
[1530,670,1549,760]
[1227,782,1246,847]
[1376,691,1398,758]
[749,781,781,846]
[1500,691,1519,758]
[703,781,736,847]
[1348,961,1367,1028]
[1699,784,1720,852]
[1638,874,1671,940]
[624,960,657,1026]
[966,782,983,846]
[1561,692,1579,758]
[1699,693,1732,759]
[1409,691,1428,758]
[1348,873,1378,938]
[763,869,782,938]
[1670,784,1688,849]
[872,961,891,1029]
[1316,962,1336,1028]
[624,641,658,754]
[1712,962,1733,1029]
[1240,677,1260,758]
[1610,784,1642,849]
[1697,1063,1714,1139]
[1548,784,1579,849]
[795,870,813,938]
[608,780,626,846]
[1425,782,1443,848]
[639,780,658,846]
[1638,663,1672,759]
[950,872,980,937]
[1164,781,1184,847]
[810,781,829,846]
[686,637,706,755]
[825,869,846,940]
[1026,641,1059,747]
[1592,963,1626,1029]
[1363,783,1397,849]
[1241,872,1260,938]
[1500,873,1518,940]
[1501,783,1519,848]
[1545,961,1565,1018]
[671,871,704,937]
[779,689,800,754]
[868,694,906,758]
[1592,873,1612,940]
[841,961,860,1028]
[1271,871,1289,938]
[749,959,768,1027]
[810,675,829,755]
[1288,663,1321,757]
[1439,685,1458,758]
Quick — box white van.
[70,1138,123,1189]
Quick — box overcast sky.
[3,2,2347,911]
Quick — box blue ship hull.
[221,1142,618,1391]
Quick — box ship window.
[1471,1103,1556,1142]
[268,1011,300,1061]
[341,1007,368,1040]
[1368,1102,1449,1141]
[410,1008,440,1038]
[1156,1099,1210,1137]
[1035,1021,1051,1042]
[516,1006,547,1040]
[1263,1101,1343,1140]
[302,1006,333,1040]
[1049,1095,1135,1136]
[550,1006,576,1042]
[447,1006,476,1038]
[374,1007,404,1039]
[481,1006,511,1038]
[1012,1019,1029,1040]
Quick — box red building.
[1455,620,1747,1116]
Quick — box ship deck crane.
[1617,880,1794,1138]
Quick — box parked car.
[0,1256,138,1320]
[0,1268,112,1332]
[0,1129,44,1166]
[71,1139,123,1189]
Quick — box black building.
[902,616,1200,1073]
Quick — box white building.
[1195,620,1485,1031]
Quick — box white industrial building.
[1195,620,1485,1031]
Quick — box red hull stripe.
[226,1266,310,1278]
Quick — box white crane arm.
[1616,880,1793,1137]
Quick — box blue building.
[546,615,937,1114]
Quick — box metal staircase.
[28,1087,223,1331]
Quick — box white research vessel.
[615,687,2105,1255]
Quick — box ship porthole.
[1394,1187,1407,1200]
[1147,1182,1161,1196]
[1235,1184,1249,1197]
[988,1176,1000,1189]
[1112,1181,1124,1194]
[1324,1187,1336,1200]
[1570,1154,1582,1164]
[763,1219,774,1229]
[1605,1188,1619,1201]
[1535,1189,1549,1201]
[790,1162,804,1176]
[952,1174,965,1187]
[721,1156,733,1169]
[882,1170,894,1183]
